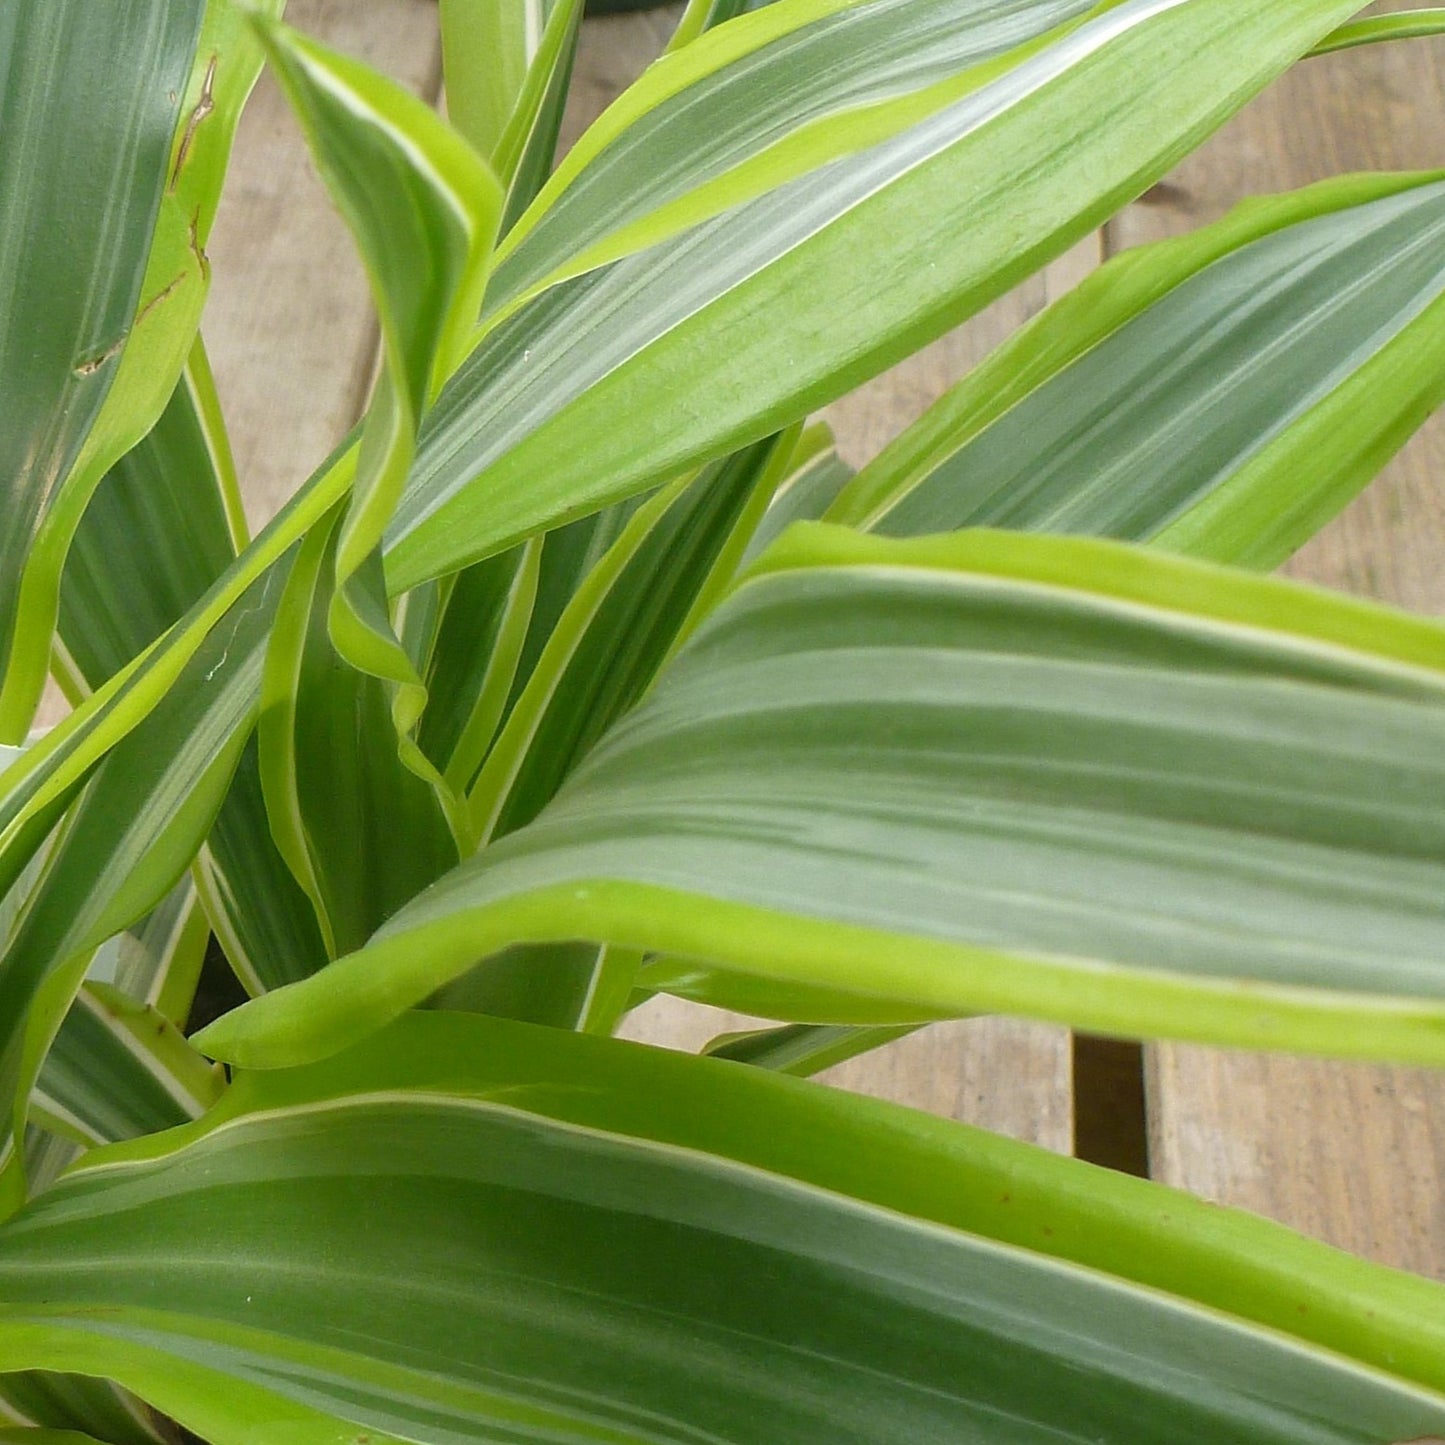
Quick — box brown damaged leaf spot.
[72,349,119,379]
[169,52,218,190]
[135,269,190,327]
[70,267,189,377]
[189,207,210,276]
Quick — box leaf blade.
[5,1014,1445,1445]
[383,0,1368,591]
[200,527,1445,1071]
[828,170,1445,566]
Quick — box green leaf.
[416,545,542,794]
[829,171,1445,568]
[57,340,245,696]
[470,433,788,843]
[493,0,586,227]
[496,0,1101,303]
[0,1431,113,1444]
[0,1367,167,1445]
[200,526,1445,1071]
[440,0,561,162]
[50,331,307,1011]
[44,340,241,1049]
[703,1021,920,1074]
[87,877,211,1029]
[0,0,205,738]
[742,422,855,563]
[195,740,331,997]
[504,500,653,713]
[668,0,791,51]
[383,0,1368,591]
[32,982,224,1148]
[0,572,278,1213]
[1310,7,1445,54]
[0,0,275,741]
[0,441,353,916]
[5,1014,1445,1445]
[430,940,639,1032]
[258,508,459,961]
[0,0,1364,932]
[255,18,503,842]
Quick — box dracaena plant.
[3,0,1445,1440]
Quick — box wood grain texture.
[1109,20,1445,1275]
[621,1000,1073,1150]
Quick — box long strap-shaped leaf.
[440,0,565,162]
[195,738,330,996]
[830,170,1445,565]
[0,0,204,736]
[200,526,1445,1071]
[0,437,352,916]
[256,21,501,819]
[742,422,855,563]
[438,439,785,1031]
[0,1431,110,1444]
[492,0,585,230]
[703,1021,920,1074]
[1310,7,1445,54]
[31,983,223,1149]
[55,342,325,999]
[471,433,788,842]
[0,1369,167,1445]
[0,573,281,1215]
[4,1013,1445,1445]
[0,0,1364,914]
[86,879,210,1026]
[259,507,459,960]
[0,0,276,741]
[56,339,245,697]
[383,0,1368,590]
[492,0,1101,303]
[416,545,543,793]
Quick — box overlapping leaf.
[0,0,1367,924]
[703,1021,919,1074]
[86,878,211,1027]
[31,983,223,1148]
[0,0,205,736]
[196,740,330,996]
[471,432,786,842]
[384,0,1369,589]
[0,572,279,1214]
[491,0,587,227]
[830,171,1445,566]
[57,341,245,696]
[258,508,458,960]
[0,0,276,739]
[440,0,569,165]
[202,526,1445,1070]
[416,546,542,793]
[492,0,1102,302]
[4,1014,1445,1444]
[0,1370,167,1445]
[743,422,855,563]
[254,20,502,825]
[1310,7,1445,54]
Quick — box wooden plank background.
[186,0,1444,1269]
